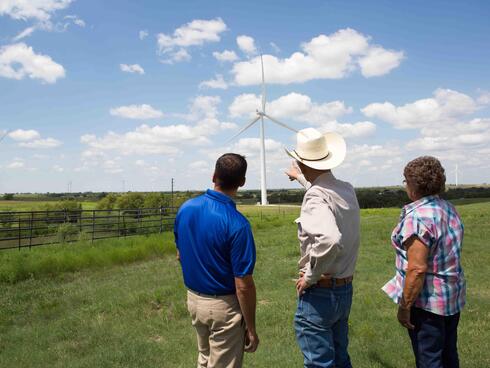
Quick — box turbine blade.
[261,54,266,113]
[0,130,8,143]
[226,116,261,144]
[264,114,298,133]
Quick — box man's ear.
[239,176,246,188]
[212,172,217,184]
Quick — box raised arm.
[285,161,311,190]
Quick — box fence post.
[18,216,21,251]
[29,212,33,250]
[138,208,142,234]
[79,209,83,234]
[117,209,121,237]
[159,207,163,233]
[91,210,95,243]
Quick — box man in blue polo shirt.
[175,153,259,368]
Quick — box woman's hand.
[397,305,414,330]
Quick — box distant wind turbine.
[0,130,8,144]
[228,55,298,205]
[454,164,459,186]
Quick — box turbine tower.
[228,55,298,205]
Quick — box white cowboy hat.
[285,128,346,170]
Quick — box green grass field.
[0,201,489,367]
[0,200,98,211]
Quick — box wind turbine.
[0,130,8,144]
[454,164,459,187]
[228,55,298,205]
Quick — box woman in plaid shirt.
[383,156,466,368]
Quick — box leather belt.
[300,273,353,288]
[316,276,353,288]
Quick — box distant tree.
[96,193,119,210]
[143,193,169,208]
[116,193,145,210]
[2,193,14,200]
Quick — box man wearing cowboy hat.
[285,127,360,368]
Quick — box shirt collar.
[311,171,336,187]
[205,189,236,207]
[402,195,439,216]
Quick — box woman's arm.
[398,236,429,329]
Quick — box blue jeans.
[408,307,460,368]
[294,283,353,368]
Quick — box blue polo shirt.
[174,189,256,295]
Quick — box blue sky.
[1,0,489,193]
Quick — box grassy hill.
[0,202,489,367]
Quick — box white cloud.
[84,96,232,157]
[228,92,373,138]
[8,129,40,141]
[161,48,191,64]
[199,74,228,90]
[139,30,149,40]
[81,124,206,156]
[358,46,404,77]
[188,160,210,171]
[52,164,64,172]
[236,35,257,55]
[220,122,238,130]
[157,18,227,63]
[406,118,490,152]
[110,104,163,119]
[120,63,145,75]
[233,138,282,154]
[12,26,36,41]
[6,160,25,169]
[477,90,490,105]
[231,28,404,85]
[187,95,221,120]
[19,137,62,148]
[362,88,478,129]
[319,121,377,138]
[0,0,72,21]
[63,15,85,28]
[7,128,61,149]
[212,50,238,62]
[0,43,65,83]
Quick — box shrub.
[57,223,80,243]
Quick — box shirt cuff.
[303,266,320,286]
[297,174,311,190]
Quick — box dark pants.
[408,307,460,368]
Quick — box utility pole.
[171,178,174,209]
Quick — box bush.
[57,223,80,243]
[116,193,145,210]
[96,193,119,210]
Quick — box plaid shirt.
[382,195,466,316]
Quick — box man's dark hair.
[214,153,247,190]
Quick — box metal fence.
[0,207,177,251]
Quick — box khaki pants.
[187,290,245,368]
